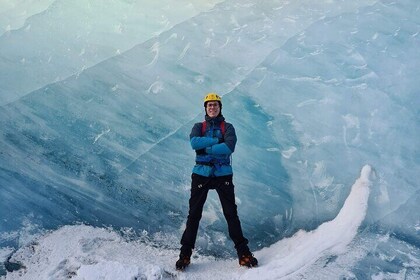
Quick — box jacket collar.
[205,114,225,123]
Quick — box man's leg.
[215,175,249,255]
[216,176,258,267]
[180,173,210,252]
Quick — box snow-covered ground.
[2,166,373,280]
[1,0,419,279]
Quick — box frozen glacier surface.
[0,0,419,278]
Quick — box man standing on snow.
[176,93,258,270]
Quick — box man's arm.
[190,123,218,150]
[205,123,237,155]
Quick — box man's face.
[206,101,220,118]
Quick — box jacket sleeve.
[206,143,232,155]
[223,122,237,152]
[206,122,237,155]
[190,122,218,150]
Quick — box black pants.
[180,173,249,256]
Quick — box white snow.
[3,165,372,280]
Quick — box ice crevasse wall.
[0,0,419,278]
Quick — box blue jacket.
[190,115,237,177]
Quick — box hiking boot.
[239,252,258,268]
[175,253,191,271]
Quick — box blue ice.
[0,0,419,278]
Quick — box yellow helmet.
[204,93,221,103]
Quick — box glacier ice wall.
[0,0,419,277]
[0,0,224,105]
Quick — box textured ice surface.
[0,0,419,278]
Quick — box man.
[176,93,258,270]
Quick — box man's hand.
[196,148,206,155]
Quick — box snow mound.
[4,165,372,280]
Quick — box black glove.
[196,149,206,155]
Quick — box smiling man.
[175,93,258,270]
